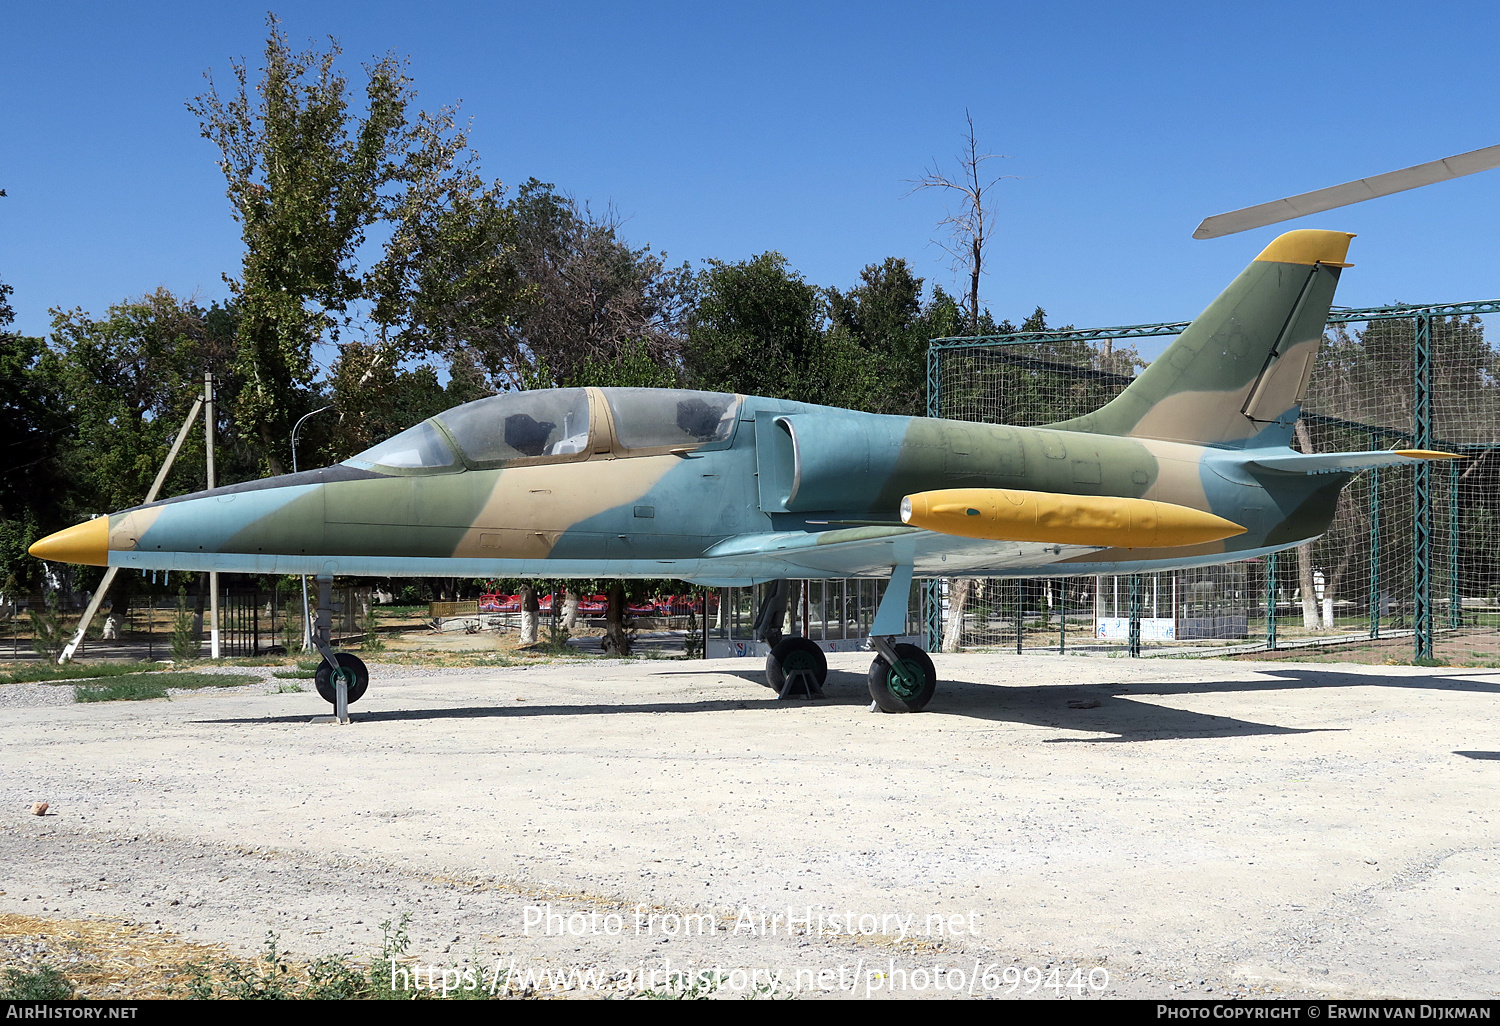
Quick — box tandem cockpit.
[343,387,744,474]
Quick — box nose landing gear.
[310,574,365,723]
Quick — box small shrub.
[0,964,74,1000]
[30,591,66,661]
[302,954,367,1000]
[362,612,385,655]
[170,586,199,661]
[368,914,414,1000]
[282,605,304,653]
[536,623,571,655]
[175,931,367,1000]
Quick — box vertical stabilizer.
[1051,229,1353,448]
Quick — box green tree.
[323,344,489,462]
[190,15,507,474]
[683,252,870,406]
[44,291,244,515]
[0,272,67,594]
[467,180,689,391]
[828,257,929,416]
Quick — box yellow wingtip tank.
[900,488,1247,549]
[28,516,110,567]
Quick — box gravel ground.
[2,652,1498,1000]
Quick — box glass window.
[347,420,457,470]
[604,389,740,450]
[437,389,592,464]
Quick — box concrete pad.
[2,653,1497,999]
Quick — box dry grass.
[0,912,235,999]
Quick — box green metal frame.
[922,580,941,651]
[1128,574,1142,658]
[1368,459,1381,640]
[1450,460,1461,629]
[1413,314,1432,660]
[1265,552,1278,651]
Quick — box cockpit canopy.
[603,387,739,449]
[344,388,741,472]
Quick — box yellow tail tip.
[1254,229,1356,267]
[29,517,109,566]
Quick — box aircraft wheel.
[867,644,936,713]
[315,652,369,705]
[764,637,828,692]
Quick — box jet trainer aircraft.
[30,229,1457,712]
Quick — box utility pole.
[291,405,332,652]
[205,371,220,659]
[56,393,207,663]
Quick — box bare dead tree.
[909,112,1015,650]
[907,110,1015,335]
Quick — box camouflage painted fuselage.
[42,229,1446,585]
[93,394,1342,586]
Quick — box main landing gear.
[866,638,936,713]
[759,564,940,713]
[764,636,828,698]
[311,574,367,722]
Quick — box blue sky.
[3,1,1499,361]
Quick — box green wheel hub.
[783,649,821,672]
[314,651,369,705]
[885,660,926,700]
[867,643,936,713]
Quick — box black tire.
[764,637,828,692]
[314,652,369,705]
[867,644,936,713]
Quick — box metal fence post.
[1449,459,1461,629]
[1368,464,1381,640]
[1413,313,1433,661]
[1128,574,1142,658]
[1016,579,1024,654]
[925,342,943,651]
[1265,552,1278,651]
[1058,579,1067,654]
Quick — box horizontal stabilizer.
[1248,449,1462,475]
[900,488,1245,549]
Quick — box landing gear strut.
[865,562,936,713]
[311,574,364,722]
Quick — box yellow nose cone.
[29,517,109,566]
